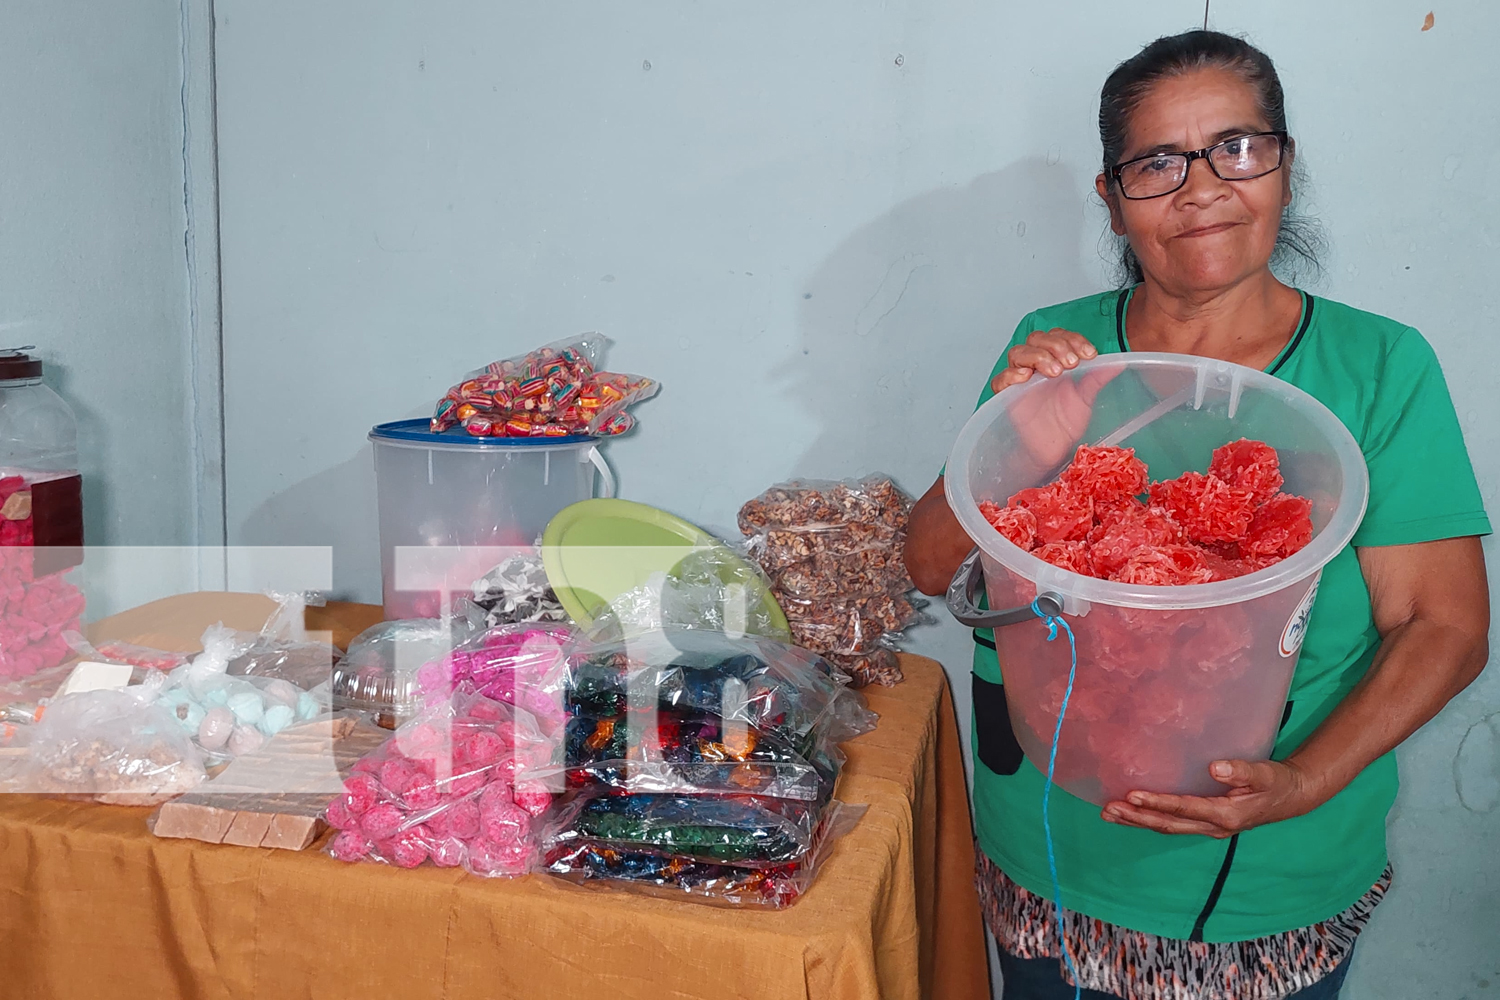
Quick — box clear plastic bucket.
[370,420,615,620]
[945,354,1368,804]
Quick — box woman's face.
[1095,67,1293,294]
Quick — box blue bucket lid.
[369,418,595,447]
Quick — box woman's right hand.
[990,329,1099,393]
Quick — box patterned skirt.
[975,850,1391,1000]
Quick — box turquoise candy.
[227,690,265,724]
[259,703,295,736]
[205,686,230,707]
[295,691,320,721]
[179,701,207,733]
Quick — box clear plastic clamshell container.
[945,353,1368,804]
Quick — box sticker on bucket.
[1279,575,1322,658]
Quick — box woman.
[905,30,1491,1000]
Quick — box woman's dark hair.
[1098,30,1324,285]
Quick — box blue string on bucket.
[1031,596,1082,999]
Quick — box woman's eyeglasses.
[1109,131,1289,200]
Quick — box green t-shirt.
[966,288,1491,942]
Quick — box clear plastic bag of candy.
[19,686,207,805]
[542,800,864,907]
[413,622,574,736]
[324,684,554,876]
[558,628,876,747]
[430,333,659,439]
[0,549,87,682]
[542,788,834,867]
[551,707,845,800]
[737,475,912,535]
[226,590,344,691]
[780,593,929,657]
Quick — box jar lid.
[0,347,41,381]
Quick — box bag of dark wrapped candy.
[430,334,658,439]
[542,797,864,908]
[558,628,876,746]
[739,475,925,687]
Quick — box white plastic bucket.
[945,354,1368,804]
[370,419,615,620]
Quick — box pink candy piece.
[466,700,504,723]
[325,795,357,830]
[360,802,405,841]
[343,774,380,815]
[390,826,431,869]
[443,769,487,799]
[429,836,466,868]
[511,781,552,818]
[379,758,420,795]
[399,721,448,754]
[479,800,528,845]
[446,798,481,841]
[459,730,506,766]
[329,829,371,863]
[402,782,442,812]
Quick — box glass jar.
[0,348,85,682]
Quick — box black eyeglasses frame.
[1109,130,1290,200]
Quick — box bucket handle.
[946,548,1064,629]
[586,446,617,498]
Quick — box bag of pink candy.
[325,684,554,877]
[430,334,658,439]
[413,623,572,737]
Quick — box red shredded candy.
[1060,445,1149,503]
[1007,483,1094,545]
[983,439,1313,586]
[979,501,1038,551]
[1033,540,1093,574]
[1209,438,1285,505]
[1148,471,1256,544]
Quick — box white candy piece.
[198,707,235,750]
[227,724,266,756]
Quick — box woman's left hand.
[1101,759,1323,838]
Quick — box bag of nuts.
[739,476,924,688]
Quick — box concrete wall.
[212,2,1499,994]
[0,0,216,618]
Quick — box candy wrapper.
[430,334,659,439]
[543,789,832,867]
[324,685,554,876]
[19,686,206,805]
[414,622,573,735]
[543,800,864,908]
[739,476,920,687]
[469,549,569,628]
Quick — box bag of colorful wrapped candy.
[542,798,864,908]
[430,333,659,439]
[17,686,207,805]
[739,475,923,688]
[324,684,554,877]
[542,787,847,867]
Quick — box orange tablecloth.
[0,593,988,1000]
